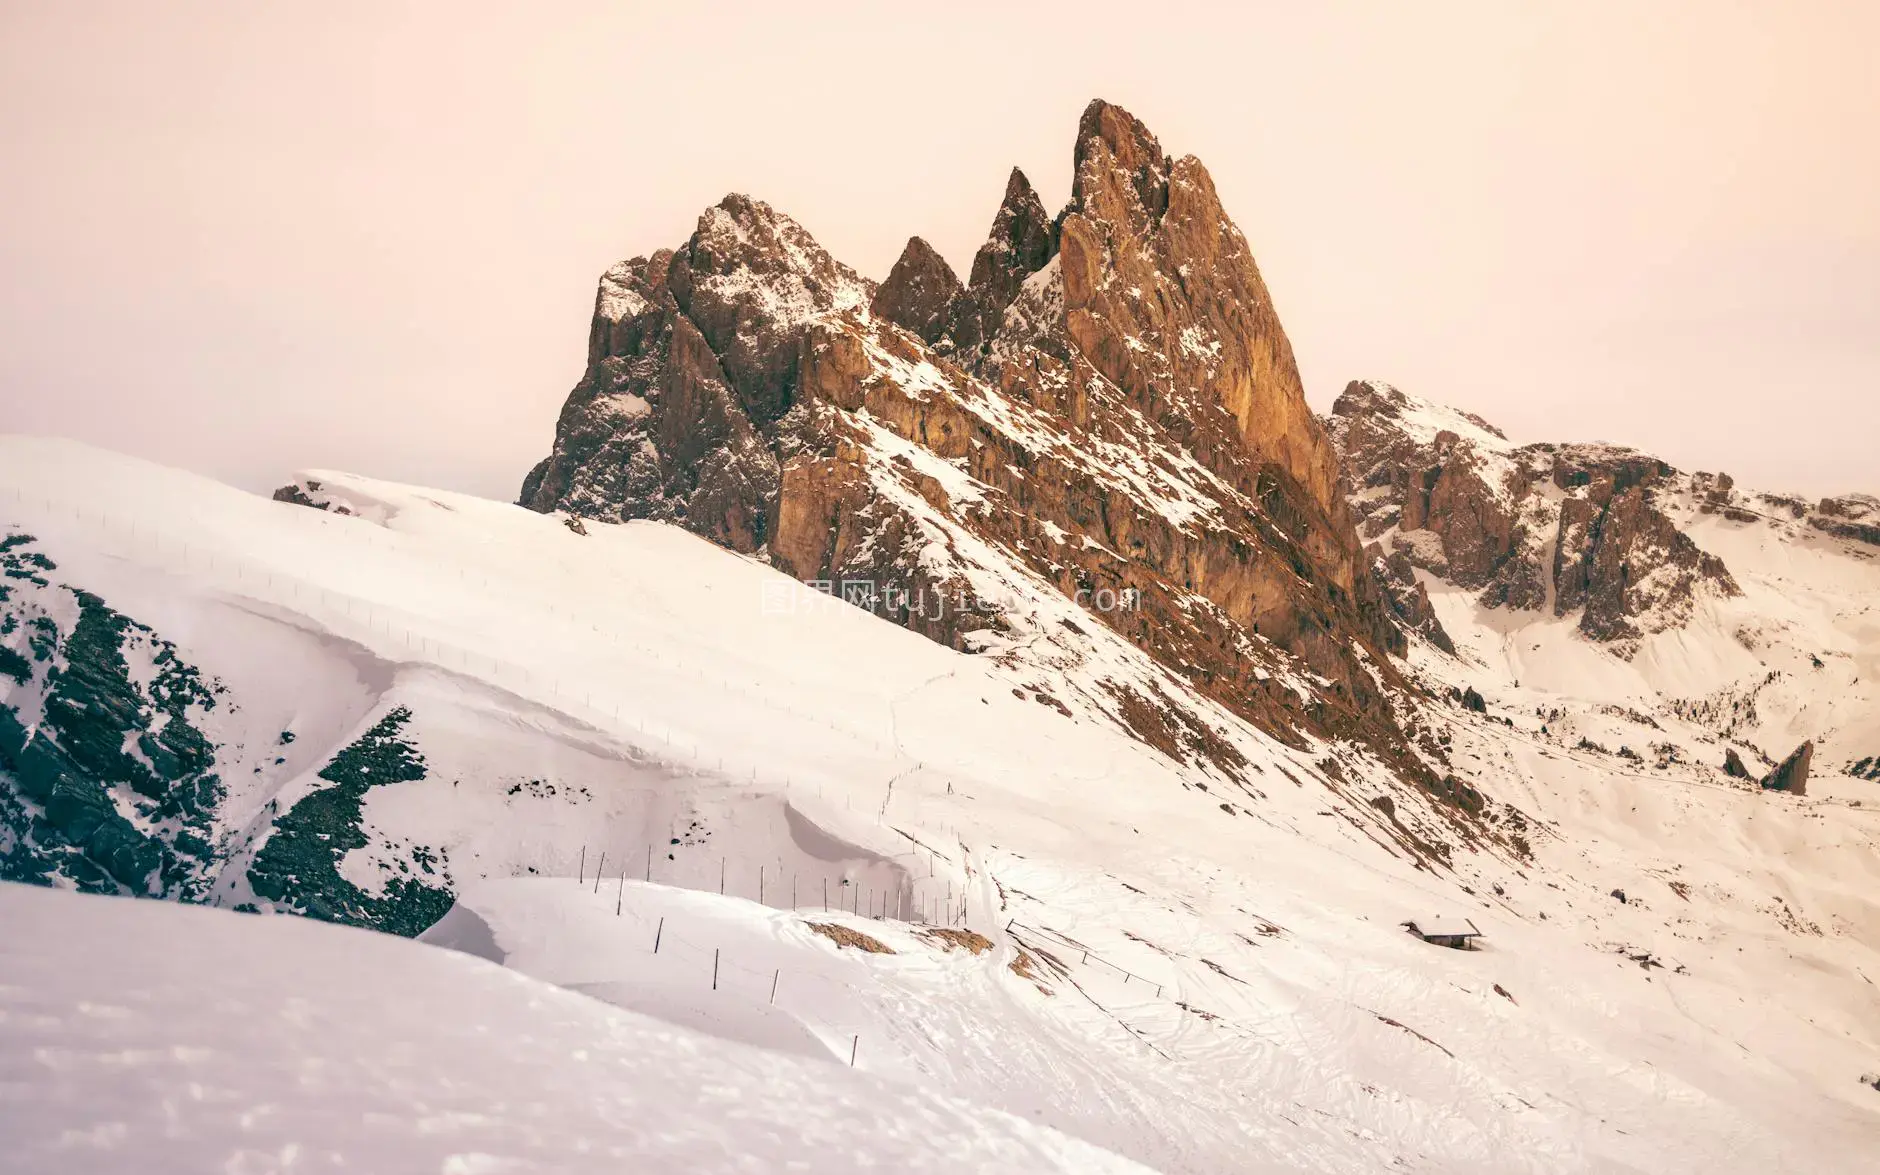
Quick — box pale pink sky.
[2,2,1875,499]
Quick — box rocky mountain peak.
[1048,102,1340,516]
[1071,99,1171,223]
[671,194,872,423]
[520,98,1421,768]
[962,167,1057,347]
[871,236,968,350]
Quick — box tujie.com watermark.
[760,578,1140,619]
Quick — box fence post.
[770,969,779,1005]
[579,846,585,884]
[720,858,725,895]
[616,870,625,915]
[654,917,663,953]
[594,852,605,893]
[850,1035,858,1067]
[645,845,651,882]
[712,949,719,991]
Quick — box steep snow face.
[0,884,1151,1175]
[5,436,1880,1173]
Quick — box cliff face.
[1328,380,1742,654]
[520,100,1409,755]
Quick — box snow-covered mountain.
[3,97,1878,1174]
[4,430,1878,1172]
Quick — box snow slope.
[3,435,1879,1173]
[0,882,1151,1175]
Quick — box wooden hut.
[1402,916,1482,950]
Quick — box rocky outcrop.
[272,479,353,515]
[1810,495,1880,547]
[1760,741,1813,796]
[247,706,452,936]
[1328,380,1739,653]
[1369,546,1455,654]
[1,533,224,898]
[519,100,1411,757]
[1723,748,1752,779]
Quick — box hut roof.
[1404,916,1481,938]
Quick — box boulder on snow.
[1759,741,1814,796]
[1723,748,1751,779]
[1460,686,1487,714]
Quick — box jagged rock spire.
[965,167,1057,339]
[1045,98,1341,514]
[871,236,972,351]
[1070,99,1170,221]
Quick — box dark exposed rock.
[271,479,352,515]
[1804,518,1880,545]
[1760,741,1814,796]
[248,706,453,937]
[1,537,224,899]
[1762,493,1810,519]
[1460,686,1487,714]
[1809,494,1880,547]
[1723,748,1752,779]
